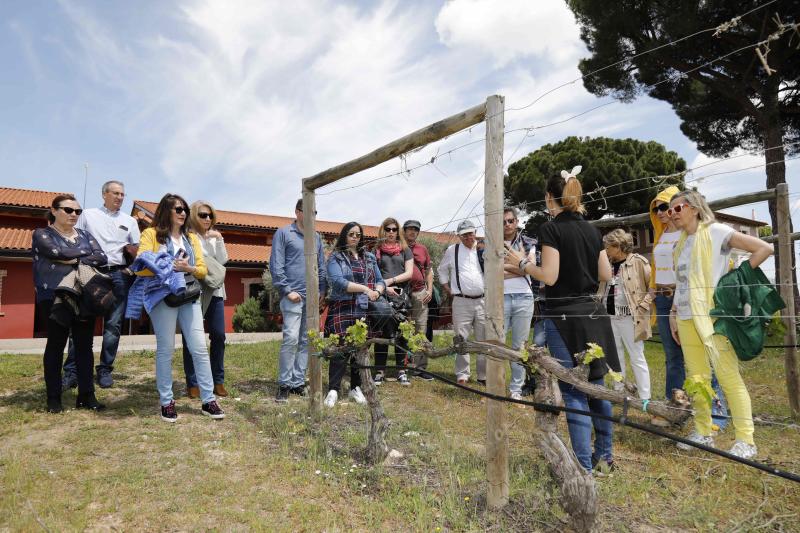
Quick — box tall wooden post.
[483,94,508,509]
[776,183,800,417]
[302,188,323,416]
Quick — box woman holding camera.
[135,193,224,422]
[373,217,414,386]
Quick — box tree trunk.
[533,375,597,533]
[355,347,390,464]
[761,85,799,316]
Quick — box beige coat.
[598,253,653,342]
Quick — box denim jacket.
[326,250,385,302]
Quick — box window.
[645,227,654,246]
[631,230,640,249]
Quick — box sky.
[2,0,798,277]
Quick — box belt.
[655,285,675,297]
[97,264,127,273]
[454,293,484,300]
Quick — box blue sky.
[2,0,798,278]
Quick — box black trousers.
[38,300,95,399]
[373,335,409,373]
[328,354,361,393]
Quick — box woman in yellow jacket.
[138,194,225,423]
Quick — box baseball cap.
[457,220,476,235]
[403,219,421,230]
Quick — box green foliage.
[416,235,448,295]
[232,297,267,333]
[606,370,624,383]
[344,319,368,346]
[307,330,340,355]
[683,375,716,406]
[766,313,786,340]
[567,1,798,200]
[757,226,773,238]
[399,321,428,353]
[260,268,281,313]
[506,136,685,230]
[582,342,606,365]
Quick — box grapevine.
[683,375,716,406]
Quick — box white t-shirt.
[674,223,734,320]
[653,229,682,285]
[503,239,536,294]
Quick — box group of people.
[34,171,774,471]
[33,182,228,421]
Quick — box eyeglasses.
[197,212,213,220]
[57,206,83,215]
[503,218,516,225]
[174,206,187,215]
[384,226,398,233]
[651,203,669,213]
[347,232,361,238]
[667,203,688,216]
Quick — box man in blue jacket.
[269,199,326,403]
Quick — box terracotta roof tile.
[0,187,68,209]
[226,243,270,264]
[0,227,34,251]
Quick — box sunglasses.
[503,218,516,225]
[57,206,83,215]
[667,203,688,216]
[348,232,361,238]
[174,206,187,215]
[384,226,398,232]
[197,212,213,220]
[651,203,669,213]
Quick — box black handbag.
[164,272,202,307]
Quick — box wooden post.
[483,94,508,509]
[776,183,800,417]
[302,188,322,416]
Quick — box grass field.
[1,337,799,531]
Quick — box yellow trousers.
[677,319,754,444]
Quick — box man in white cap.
[437,220,486,384]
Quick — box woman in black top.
[373,217,414,385]
[506,167,620,474]
[32,194,108,413]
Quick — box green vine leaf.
[582,342,605,365]
[683,375,716,406]
[607,370,624,383]
[345,319,368,346]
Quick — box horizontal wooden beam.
[591,189,777,228]
[762,231,800,244]
[302,102,487,191]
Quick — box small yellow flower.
[464,496,470,501]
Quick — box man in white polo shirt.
[62,180,140,389]
[437,220,486,385]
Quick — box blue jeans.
[149,299,215,405]
[655,294,685,398]
[64,270,133,375]
[504,293,533,394]
[545,319,613,472]
[182,296,226,387]
[278,296,309,388]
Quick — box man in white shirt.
[438,220,486,384]
[63,180,140,389]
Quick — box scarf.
[379,242,402,256]
[673,222,719,364]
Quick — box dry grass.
[1,338,799,531]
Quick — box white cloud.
[435,0,581,67]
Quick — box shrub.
[232,297,267,332]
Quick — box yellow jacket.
[136,227,207,279]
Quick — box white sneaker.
[510,392,523,401]
[348,386,367,405]
[397,372,411,386]
[324,390,338,408]
[676,430,714,451]
[728,440,757,459]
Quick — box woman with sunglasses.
[505,167,620,475]
[33,194,108,412]
[136,194,224,422]
[181,201,229,399]
[372,217,414,386]
[323,222,386,407]
[667,190,772,459]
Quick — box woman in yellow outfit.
[667,190,772,458]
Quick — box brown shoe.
[214,383,228,397]
[187,386,200,399]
